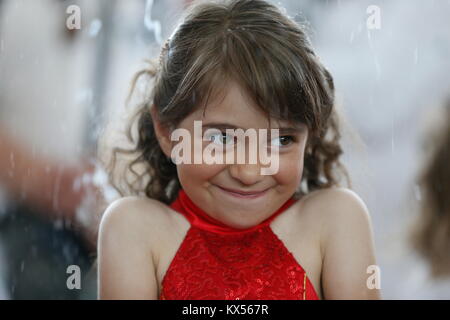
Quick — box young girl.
[98,0,380,300]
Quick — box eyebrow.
[202,122,304,134]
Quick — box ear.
[150,105,173,159]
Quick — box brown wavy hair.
[411,99,450,277]
[101,0,351,205]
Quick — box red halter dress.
[159,189,319,300]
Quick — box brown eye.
[271,136,295,147]
[279,136,293,146]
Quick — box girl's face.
[155,80,308,229]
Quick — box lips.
[215,185,269,199]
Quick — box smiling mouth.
[215,185,270,199]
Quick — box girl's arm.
[320,188,381,300]
[98,197,159,299]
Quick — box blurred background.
[0,0,449,299]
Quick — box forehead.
[185,80,295,130]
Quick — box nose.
[228,162,264,186]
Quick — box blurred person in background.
[0,128,101,248]
[0,128,102,300]
[0,0,107,299]
[404,97,450,299]
[0,0,191,300]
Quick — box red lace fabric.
[159,189,319,300]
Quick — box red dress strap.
[160,189,320,300]
[169,188,297,235]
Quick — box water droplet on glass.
[144,0,162,44]
[88,19,103,38]
[414,184,422,201]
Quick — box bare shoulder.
[299,187,373,245]
[300,187,370,221]
[99,196,172,246]
[98,196,171,299]
[308,188,380,299]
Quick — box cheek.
[177,163,226,185]
[275,149,305,186]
